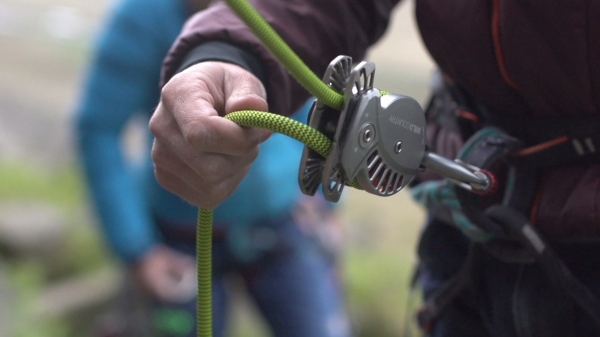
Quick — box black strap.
[416,243,479,333]
[416,207,600,333]
[175,41,267,86]
[445,78,600,168]
[420,75,600,330]
[485,205,600,327]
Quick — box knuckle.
[153,166,174,191]
[197,157,224,183]
[181,120,210,149]
[236,137,256,153]
[148,112,166,139]
[207,182,236,209]
[159,77,181,108]
[150,141,169,166]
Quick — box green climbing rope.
[196,208,213,337]
[195,0,364,336]
[196,111,334,336]
[224,0,344,111]
[227,111,332,157]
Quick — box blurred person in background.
[73,0,350,336]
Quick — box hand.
[150,61,272,209]
[133,245,197,303]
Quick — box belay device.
[299,56,496,201]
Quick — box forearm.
[76,128,157,263]
[162,0,401,115]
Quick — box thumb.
[223,66,272,142]
[223,64,268,113]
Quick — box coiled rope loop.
[195,0,354,335]
[196,112,338,336]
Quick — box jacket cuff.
[176,41,266,86]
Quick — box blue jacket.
[75,0,309,263]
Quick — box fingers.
[135,246,197,303]
[152,77,251,155]
[149,61,269,209]
[181,115,269,156]
[152,137,255,209]
[222,63,268,114]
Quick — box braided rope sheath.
[226,111,332,158]
[226,111,363,191]
[224,0,344,110]
[196,209,213,337]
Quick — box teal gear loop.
[410,180,493,242]
[410,127,510,243]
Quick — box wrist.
[176,41,266,86]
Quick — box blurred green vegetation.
[345,249,414,336]
[0,160,110,274]
[0,160,112,337]
[338,187,425,337]
[0,161,81,204]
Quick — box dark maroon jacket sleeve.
[161,0,401,116]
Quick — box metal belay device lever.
[299,55,494,201]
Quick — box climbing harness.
[410,74,600,334]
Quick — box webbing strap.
[445,78,600,168]
[485,206,600,327]
[416,243,479,333]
